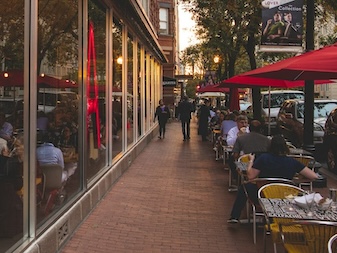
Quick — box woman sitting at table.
[227,134,318,224]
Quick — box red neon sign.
[87,22,101,148]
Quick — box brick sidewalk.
[60,118,336,253]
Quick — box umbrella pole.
[268,86,271,136]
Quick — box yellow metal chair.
[258,183,306,253]
[328,233,337,253]
[243,178,295,245]
[287,154,316,191]
[280,220,337,253]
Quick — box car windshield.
[297,102,337,119]
[262,93,304,108]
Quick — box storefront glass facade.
[0,1,164,252]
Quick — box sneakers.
[227,218,239,224]
[158,136,161,139]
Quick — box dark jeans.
[159,121,166,137]
[228,155,238,180]
[230,182,258,219]
[181,120,190,140]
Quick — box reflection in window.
[0,1,24,250]
[137,43,142,137]
[262,93,304,108]
[36,0,79,226]
[127,34,134,146]
[112,18,123,158]
[87,0,107,180]
[297,102,337,119]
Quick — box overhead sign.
[163,76,177,87]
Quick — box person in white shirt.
[226,115,249,146]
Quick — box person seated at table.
[210,109,222,128]
[227,134,318,224]
[37,111,49,132]
[226,114,249,146]
[59,124,77,149]
[228,120,271,183]
[0,112,13,151]
[0,136,24,191]
[36,133,67,183]
[232,120,270,160]
[220,112,236,141]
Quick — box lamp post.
[213,55,220,83]
[303,0,315,152]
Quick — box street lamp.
[213,55,221,82]
[213,55,220,64]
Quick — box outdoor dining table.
[259,198,337,221]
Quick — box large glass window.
[36,0,79,225]
[112,18,123,158]
[127,34,134,146]
[0,2,25,251]
[87,0,107,180]
[137,43,143,137]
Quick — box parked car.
[38,90,78,113]
[323,107,337,173]
[277,99,337,148]
[261,90,304,129]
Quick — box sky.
[178,3,197,52]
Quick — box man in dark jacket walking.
[177,96,193,141]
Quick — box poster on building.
[260,0,303,52]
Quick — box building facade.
[157,0,178,107]
[0,1,167,252]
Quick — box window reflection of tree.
[111,18,123,157]
[0,1,25,70]
[38,0,78,73]
[127,34,134,145]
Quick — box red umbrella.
[0,70,24,87]
[220,75,332,88]
[38,75,77,88]
[240,43,337,81]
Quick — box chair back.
[40,164,63,190]
[287,154,315,168]
[238,154,250,163]
[328,233,337,253]
[249,177,294,189]
[258,182,305,199]
[280,220,337,253]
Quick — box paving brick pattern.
[61,117,337,253]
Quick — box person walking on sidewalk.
[177,96,193,141]
[197,99,211,141]
[154,99,171,139]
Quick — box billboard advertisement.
[260,0,303,52]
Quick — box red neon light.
[87,22,101,148]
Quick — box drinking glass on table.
[304,191,315,217]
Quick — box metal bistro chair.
[280,220,337,253]
[243,177,295,245]
[328,234,337,253]
[258,182,306,253]
[40,164,65,215]
[287,154,316,191]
